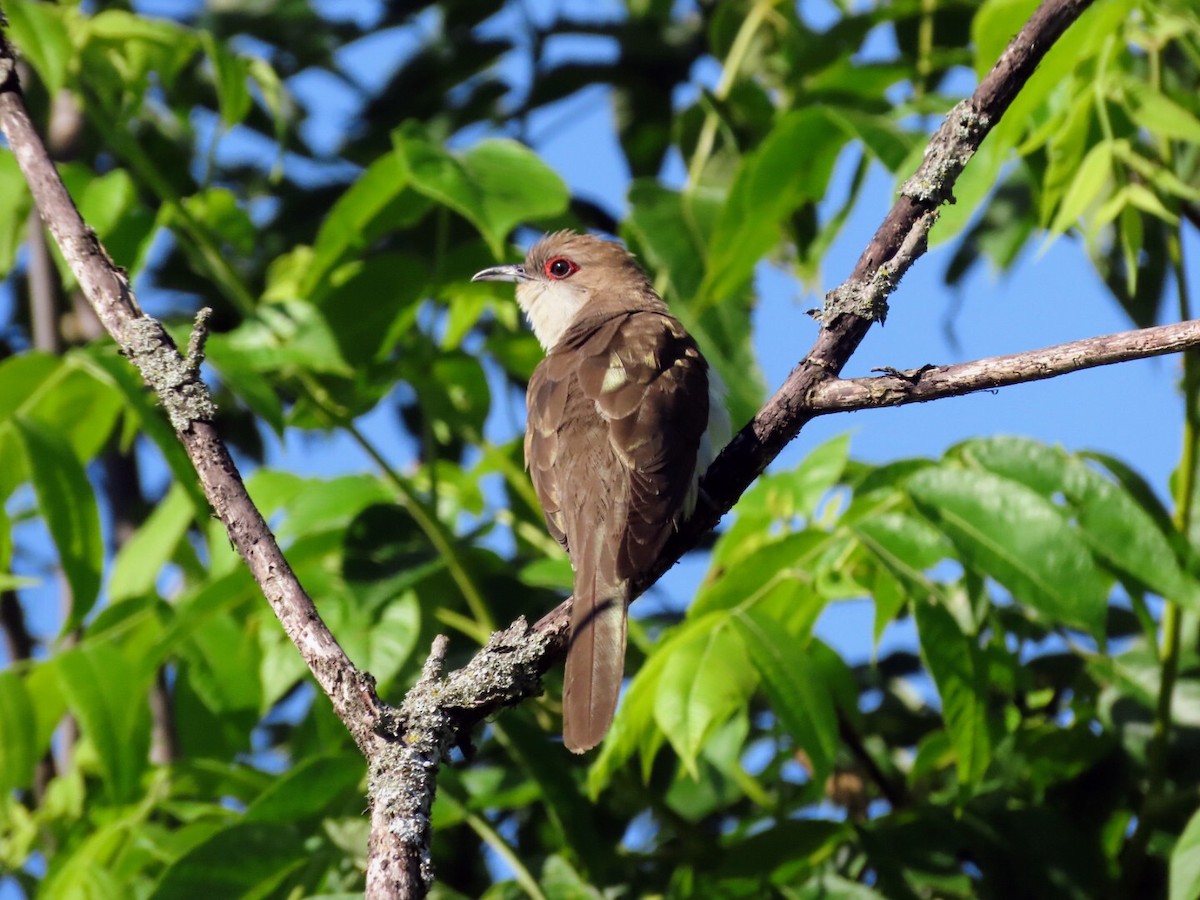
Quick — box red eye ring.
[544,257,579,280]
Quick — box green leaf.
[71,167,156,277]
[541,854,604,900]
[908,466,1109,636]
[4,0,73,95]
[274,474,390,539]
[959,437,1200,607]
[717,819,847,886]
[1038,91,1096,224]
[654,615,758,775]
[734,433,850,524]
[622,181,765,427]
[207,301,352,378]
[200,32,253,128]
[109,483,197,602]
[0,350,123,467]
[499,715,614,877]
[1061,458,1200,608]
[701,107,845,307]
[853,512,951,578]
[364,593,421,686]
[1171,805,1200,900]
[0,671,38,794]
[913,598,990,788]
[1125,183,1179,225]
[695,531,829,619]
[394,124,569,257]
[972,0,1039,79]
[153,823,306,898]
[732,610,839,784]
[1127,83,1200,145]
[826,108,917,172]
[56,642,150,802]
[304,152,427,297]
[0,151,32,279]
[244,754,363,824]
[405,351,492,445]
[456,138,571,255]
[247,57,289,155]
[82,10,194,91]
[13,417,103,629]
[1047,142,1113,237]
[181,187,258,256]
[316,253,428,362]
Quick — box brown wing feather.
[571,310,710,577]
[525,308,710,752]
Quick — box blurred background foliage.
[1,0,1200,896]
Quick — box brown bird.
[473,231,729,752]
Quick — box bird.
[473,231,730,752]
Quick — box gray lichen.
[123,315,217,431]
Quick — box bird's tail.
[562,561,628,753]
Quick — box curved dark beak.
[472,264,529,284]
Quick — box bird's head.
[472,231,654,350]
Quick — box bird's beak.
[472,263,529,284]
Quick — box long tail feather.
[562,560,628,753]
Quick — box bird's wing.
[525,362,571,551]
[569,309,711,579]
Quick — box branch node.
[871,364,936,383]
[123,315,217,432]
[186,307,213,376]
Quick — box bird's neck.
[518,283,669,351]
[516,281,589,350]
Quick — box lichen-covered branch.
[0,24,381,757]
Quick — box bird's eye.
[545,257,578,280]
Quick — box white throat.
[516,280,589,350]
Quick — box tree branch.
[0,33,381,751]
[808,319,1200,413]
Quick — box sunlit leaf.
[13,417,103,629]
[154,823,307,897]
[1171,805,1200,900]
[394,123,568,257]
[701,108,845,307]
[908,466,1109,636]
[913,597,991,788]
[4,0,73,95]
[56,642,150,802]
[201,32,253,128]
[654,615,757,775]
[1047,142,1113,237]
[732,610,838,784]
[0,671,38,795]
[109,482,196,602]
